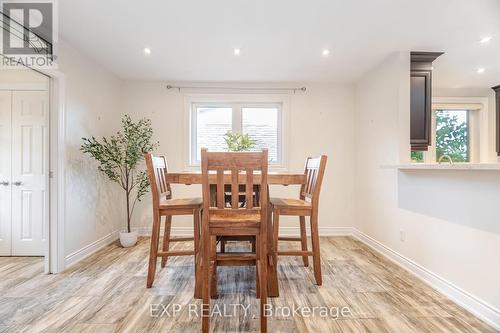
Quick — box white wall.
[0,68,49,87]
[120,82,356,233]
[354,52,500,318]
[57,40,125,258]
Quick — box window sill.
[381,163,500,171]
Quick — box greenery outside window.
[434,110,469,163]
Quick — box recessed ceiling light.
[480,36,492,44]
[322,49,331,57]
[477,67,485,74]
[233,48,241,56]
[143,47,151,55]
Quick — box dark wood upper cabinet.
[410,52,444,151]
[493,85,500,156]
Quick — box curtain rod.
[166,84,306,93]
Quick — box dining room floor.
[0,236,496,333]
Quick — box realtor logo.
[1,0,57,68]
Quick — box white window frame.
[183,94,290,170]
[417,97,489,164]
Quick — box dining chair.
[220,184,258,254]
[270,155,327,286]
[144,153,202,296]
[200,148,269,333]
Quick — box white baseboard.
[351,228,500,331]
[64,230,119,269]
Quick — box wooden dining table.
[166,171,307,297]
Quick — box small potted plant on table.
[224,131,257,151]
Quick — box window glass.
[195,106,232,161]
[435,110,469,163]
[242,107,279,163]
[410,151,424,163]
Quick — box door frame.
[1,65,66,274]
[0,70,65,273]
[43,69,66,274]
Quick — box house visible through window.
[194,106,232,162]
[190,102,283,165]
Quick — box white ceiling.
[59,0,500,88]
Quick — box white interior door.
[11,91,48,256]
[0,91,12,255]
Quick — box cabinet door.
[11,91,48,256]
[410,71,431,151]
[494,86,500,156]
[0,91,12,255]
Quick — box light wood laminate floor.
[0,236,496,333]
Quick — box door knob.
[0,181,9,186]
[13,181,22,186]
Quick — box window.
[434,110,469,163]
[188,98,286,167]
[410,109,473,163]
[410,97,486,164]
[410,151,424,163]
[410,97,496,164]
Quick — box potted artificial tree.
[81,115,158,247]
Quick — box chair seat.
[159,197,202,209]
[209,211,261,229]
[270,197,311,209]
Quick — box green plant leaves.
[224,131,257,151]
[81,114,159,232]
[435,111,469,162]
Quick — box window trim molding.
[183,93,290,171]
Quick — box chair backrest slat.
[145,153,172,209]
[216,169,224,209]
[231,169,239,209]
[246,169,254,209]
[300,156,327,204]
[201,149,268,218]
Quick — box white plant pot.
[119,230,138,248]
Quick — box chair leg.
[272,209,280,266]
[267,202,279,297]
[194,209,202,299]
[255,235,260,299]
[147,213,161,288]
[259,231,268,332]
[210,236,218,299]
[310,213,322,286]
[201,219,210,333]
[161,216,172,268]
[299,216,309,267]
[256,259,260,298]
